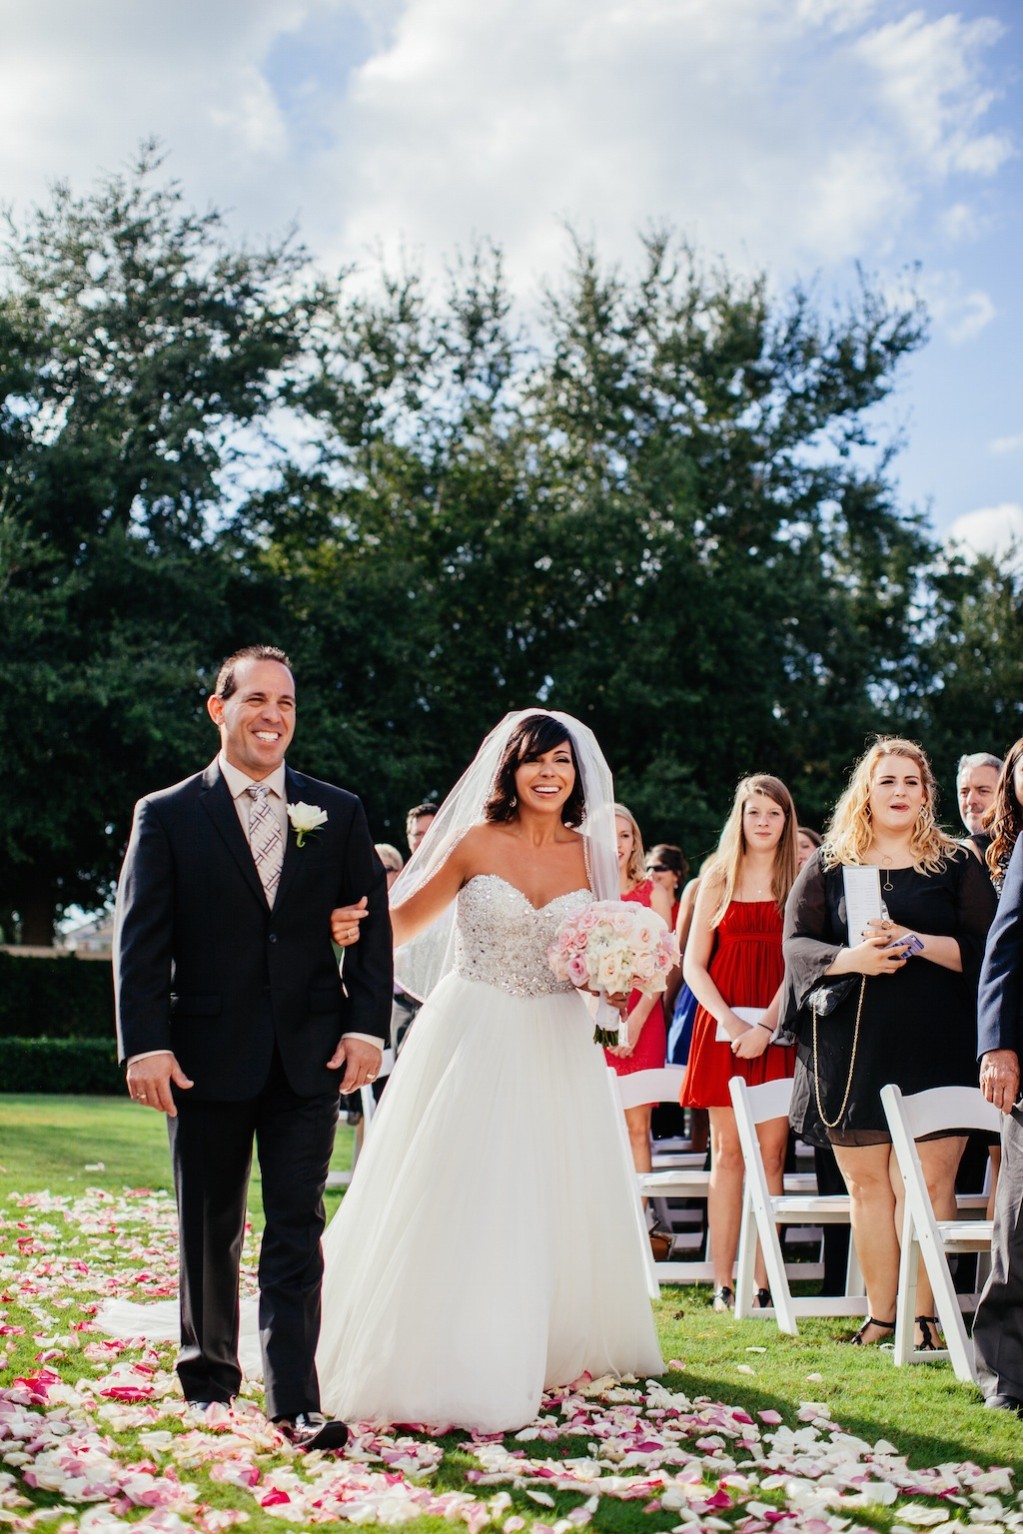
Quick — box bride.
[318,709,662,1430]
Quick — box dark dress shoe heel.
[711,1285,734,1313]
[276,1411,350,1451]
[984,1394,1023,1415]
[753,1288,772,1309]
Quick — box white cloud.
[917,269,997,345]
[853,11,1013,179]
[0,1,337,233]
[946,503,1023,561]
[292,0,1014,291]
[939,202,982,243]
[990,433,1023,456]
[0,0,1014,296]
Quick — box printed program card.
[716,1005,778,1042]
[843,864,884,943]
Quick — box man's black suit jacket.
[114,759,392,1100]
[978,834,1023,1062]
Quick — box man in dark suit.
[113,644,392,1449]
[973,833,1023,1412]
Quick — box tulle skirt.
[316,972,662,1431]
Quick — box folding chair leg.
[917,1225,978,1383]
[606,1070,659,1299]
[734,1195,758,1318]
[763,1225,798,1335]
[845,1237,865,1297]
[744,1197,797,1334]
[893,1211,917,1367]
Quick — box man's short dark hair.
[405,802,438,831]
[215,645,293,701]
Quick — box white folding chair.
[612,1067,715,1284]
[880,1082,998,1382]
[730,1075,865,1332]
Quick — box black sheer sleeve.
[950,844,997,989]
[778,851,843,1040]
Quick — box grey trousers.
[973,1104,1023,1400]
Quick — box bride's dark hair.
[483,714,586,826]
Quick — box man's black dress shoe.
[275,1412,349,1451]
[984,1394,1023,1415]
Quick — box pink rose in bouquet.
[548,899,680,1046]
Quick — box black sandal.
[753,1288,772,1309]
[848,1316,896,1346]
[915,1315,942,1351]
[711,1286,734,1313]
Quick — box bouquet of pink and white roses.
[548,900,680,1046]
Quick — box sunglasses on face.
[647,864,673,874]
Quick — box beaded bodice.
[453,875,593,998]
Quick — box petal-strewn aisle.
[0,1187,1016,1534]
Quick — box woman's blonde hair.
[374,842,404,874]
[614,803,647,888]
[822,738,960,873]
[705,775,799,926]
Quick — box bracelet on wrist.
[756,1021,774,1034]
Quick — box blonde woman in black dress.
[783,739,995,1346]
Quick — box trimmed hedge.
[0,953,114,1039]
[0,1038,124,1094]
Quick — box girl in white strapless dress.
[316,868,662,1431]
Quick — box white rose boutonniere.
[287,802,328,848]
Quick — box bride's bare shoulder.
[458,822,511,865]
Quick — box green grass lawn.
[2,1093,1023,1534]
[0,1092,356,1220]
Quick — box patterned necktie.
[246,784,284,906]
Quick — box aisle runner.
[0,1188,1015,1533]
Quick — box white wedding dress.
[97,874,662,1431]
[316,874,662,1431]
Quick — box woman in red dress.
[681,775,799,1311]
[605,804,674,1174]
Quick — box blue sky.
[3,0,1020,553]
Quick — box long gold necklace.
[812,977,867,1130]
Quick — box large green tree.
[524,239,934,848]
[0,148,317,941]
[256,235,933,856]
[7,169,1001,940]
